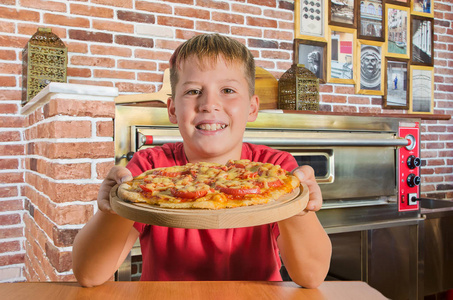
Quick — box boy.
[72,34,331,288]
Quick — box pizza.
[117,159,300,210]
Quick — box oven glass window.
[294,155,328,178]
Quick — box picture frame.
[411,15,434,66]
[383,57,409,109]
[409,66,434,114]
[356,40,384,95]
[411,0,434,18]
[386,0,410,7]
[328,0,357,28]
[357,0,384,41]
[327,26,356,84]
[295,0,328,42]
[294,39,327,83]
[385,5,411,59]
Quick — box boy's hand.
[292,165,322,215]
[97,166,133,213]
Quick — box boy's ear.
[247,95,260,122]
[167,97,178,124]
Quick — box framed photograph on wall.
[411,0,434,17]
[410,66,434,114]
[384,58,409,109]
[294,39,327,83]
[356,40,384,95]
[386,0,410,7]
[327,26,356,84]
[328,0,357,28]
[411,16,434,66]
[385,5,410,59]
[357,0,384,41]
[295,0,327,42]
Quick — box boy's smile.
[167,55,259,164]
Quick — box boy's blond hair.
[169,33,255,98]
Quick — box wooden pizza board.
[110,183,309,229]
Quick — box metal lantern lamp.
[22,27,67,105]
[278,64,319,111]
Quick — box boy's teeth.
[198,124,226,131]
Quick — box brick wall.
[0,0,451,283]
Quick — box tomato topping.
[140,184,153,193]
[256,179,283,189]
[170,188,208,199]
[239,171,258,179]
[218,186,261,196]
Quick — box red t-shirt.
[127,142,298,281]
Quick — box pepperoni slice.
[170,188,208,199]
[218,186,261,196]
[140,184,153,193]
[256,179,283,189]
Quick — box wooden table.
[1,281,388,300]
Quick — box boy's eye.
[186,90,201,95]
[223,88,235,94]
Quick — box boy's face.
[167,55,259,163]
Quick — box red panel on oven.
[398,124,420,212]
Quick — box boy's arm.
[277,166,332,289]
[72,166,139,287]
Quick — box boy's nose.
[197,92,221,112]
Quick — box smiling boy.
[72,34,331,288]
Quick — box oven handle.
[139,134,409,148]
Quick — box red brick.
[264,29,293,41]
[0,7,40,22]
[261,50,290,60]
[0,186,18,198]
[212,12,244,24]
[0,253,24,267]
[92,19,134,33]
[197,0,230,10]
[69,29,113,43]
[53,203,94,225]
[231,26,262,38]
[0,90,21,101]
[0,131,21,142]
[136,1,172,14]
[264,8,293,20]
[115,35,154,47]
[232,3,262,15]
[93,69,135,80]
[0,199,23,212]
[0,227,23,239]
[70,3,114,18]
[71,55,115,68]
[47,162,92,180]
[0,76,16,87]
[47,182,101,203]
[45,242,72,272]
[96,120,114,137]
[96,161,115,179]
[0,214,21,226]
[137,72,165,82]
[175,6,210,19]
[0,62,21,74]
[0,172,23,184]
[45,99,115,118]
[247,16,277,28]
[66,41,89,54]
[0,144,25,156]
[21,0,67,12]
[334,85,355,94]
[348,96,371,105]
[157,16,194,29]
[0,157,19,171]
[0,49,16,60]
[332,105,357,113]
[68,79,114,87]
[52,227,80,247]
[117,10,155,23]
[0,240,21,253]
[35,141,114,159]
[43,13,90,28]
[117,59,157,71]
[91,45,133,57]
[67,67,92,78]
[92,0,133,8]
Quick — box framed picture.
[356,40,384,95]
[411,16,434,66]
[294,39,327,83]
[411,0,434,17]
[386,0,410,7]
[357,0,384,41]
[385,5,410,59]
[383,58,409,109]
[327,26,356,84]
[328,0,357,28]
[295,0,327,42]
[409,66,434,114]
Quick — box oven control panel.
[398,123,421,211]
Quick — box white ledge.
[21,82,119,115]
